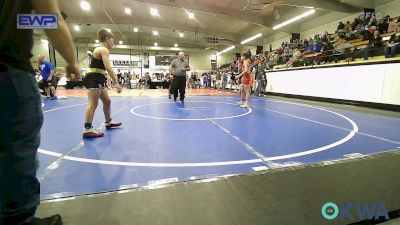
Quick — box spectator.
[282,45,293,62]
[229,72,236,90]
[266,51,279,70]
[337,21,345,34]
[221,69,229,90]
[345,21,352,33]
[363,30,383,60]
[388,18,398,33]
[381,16,390,33]
[285,48,303,67]
[304,40,315,54]
[315,41,334,64]
[378,19,387,34]
[333,37,354,62]
[254,56,266,96]
[351,18,360,31]
[369,17,378,27]
[384,33,400,58]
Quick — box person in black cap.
[0,0,80,224]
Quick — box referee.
[169,52,190,103]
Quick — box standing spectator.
[202,74,208,88]
[254,56,266,96]
[222,69,229,90]
[169,52,190,103]
[229,72,236,90]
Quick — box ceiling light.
[153,30,159,36]
[154,42,158,46]
[80,1,90,11]
[187,12,195,19]
[119,41,123,44]
[273,8,316,30]
[179,32,184,38]
[124,7,132,15]
[217,45,235,55]
[133,27,139,32]
[95,40,99,43]
[73,25,80,31]
[150,8,159,16]
[240,33,262,45]
[174,43,178,47]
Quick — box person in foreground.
[0,0,80,224]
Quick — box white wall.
[376,0,400,17]
[217,52,236,66]
[30,38,50,68]
[263,32,292,50]
[266,63,400,105]
[300,12,357,40]
[190,52,213,71]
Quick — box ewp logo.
[17,14,58,29]
[322,202,390,221]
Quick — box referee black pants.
[171,76,186,101]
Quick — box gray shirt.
[170,59,190,77]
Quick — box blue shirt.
[38,60,53,80]
[314,44,323,52]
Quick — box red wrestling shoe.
[83,128,104,139]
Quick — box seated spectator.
[369,17,378,27]
[321,32,331,43]
[267,51,279,70]
[363,30,383,60]
[378,19,387,34]
[282,45,293,62]
[315,41,334,64]
[388,18,398,33]
[337,21,345,34]
[285,48,303,67]
[381,16,391,34]
[345,21,352,33]
[333,37,354,62]
[313,40,323,53]
[384,33,400,58]
[351,18,360,31]
[304,40,315,54]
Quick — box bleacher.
[266,15,400,71]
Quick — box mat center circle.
[130,101,252,121]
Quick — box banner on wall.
[155,54,190,66]
[112,60,141,67]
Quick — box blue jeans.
[384,44,399,58]
[0,69,43,225]
[254,80,266,96]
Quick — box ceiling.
[57,0,388,51]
